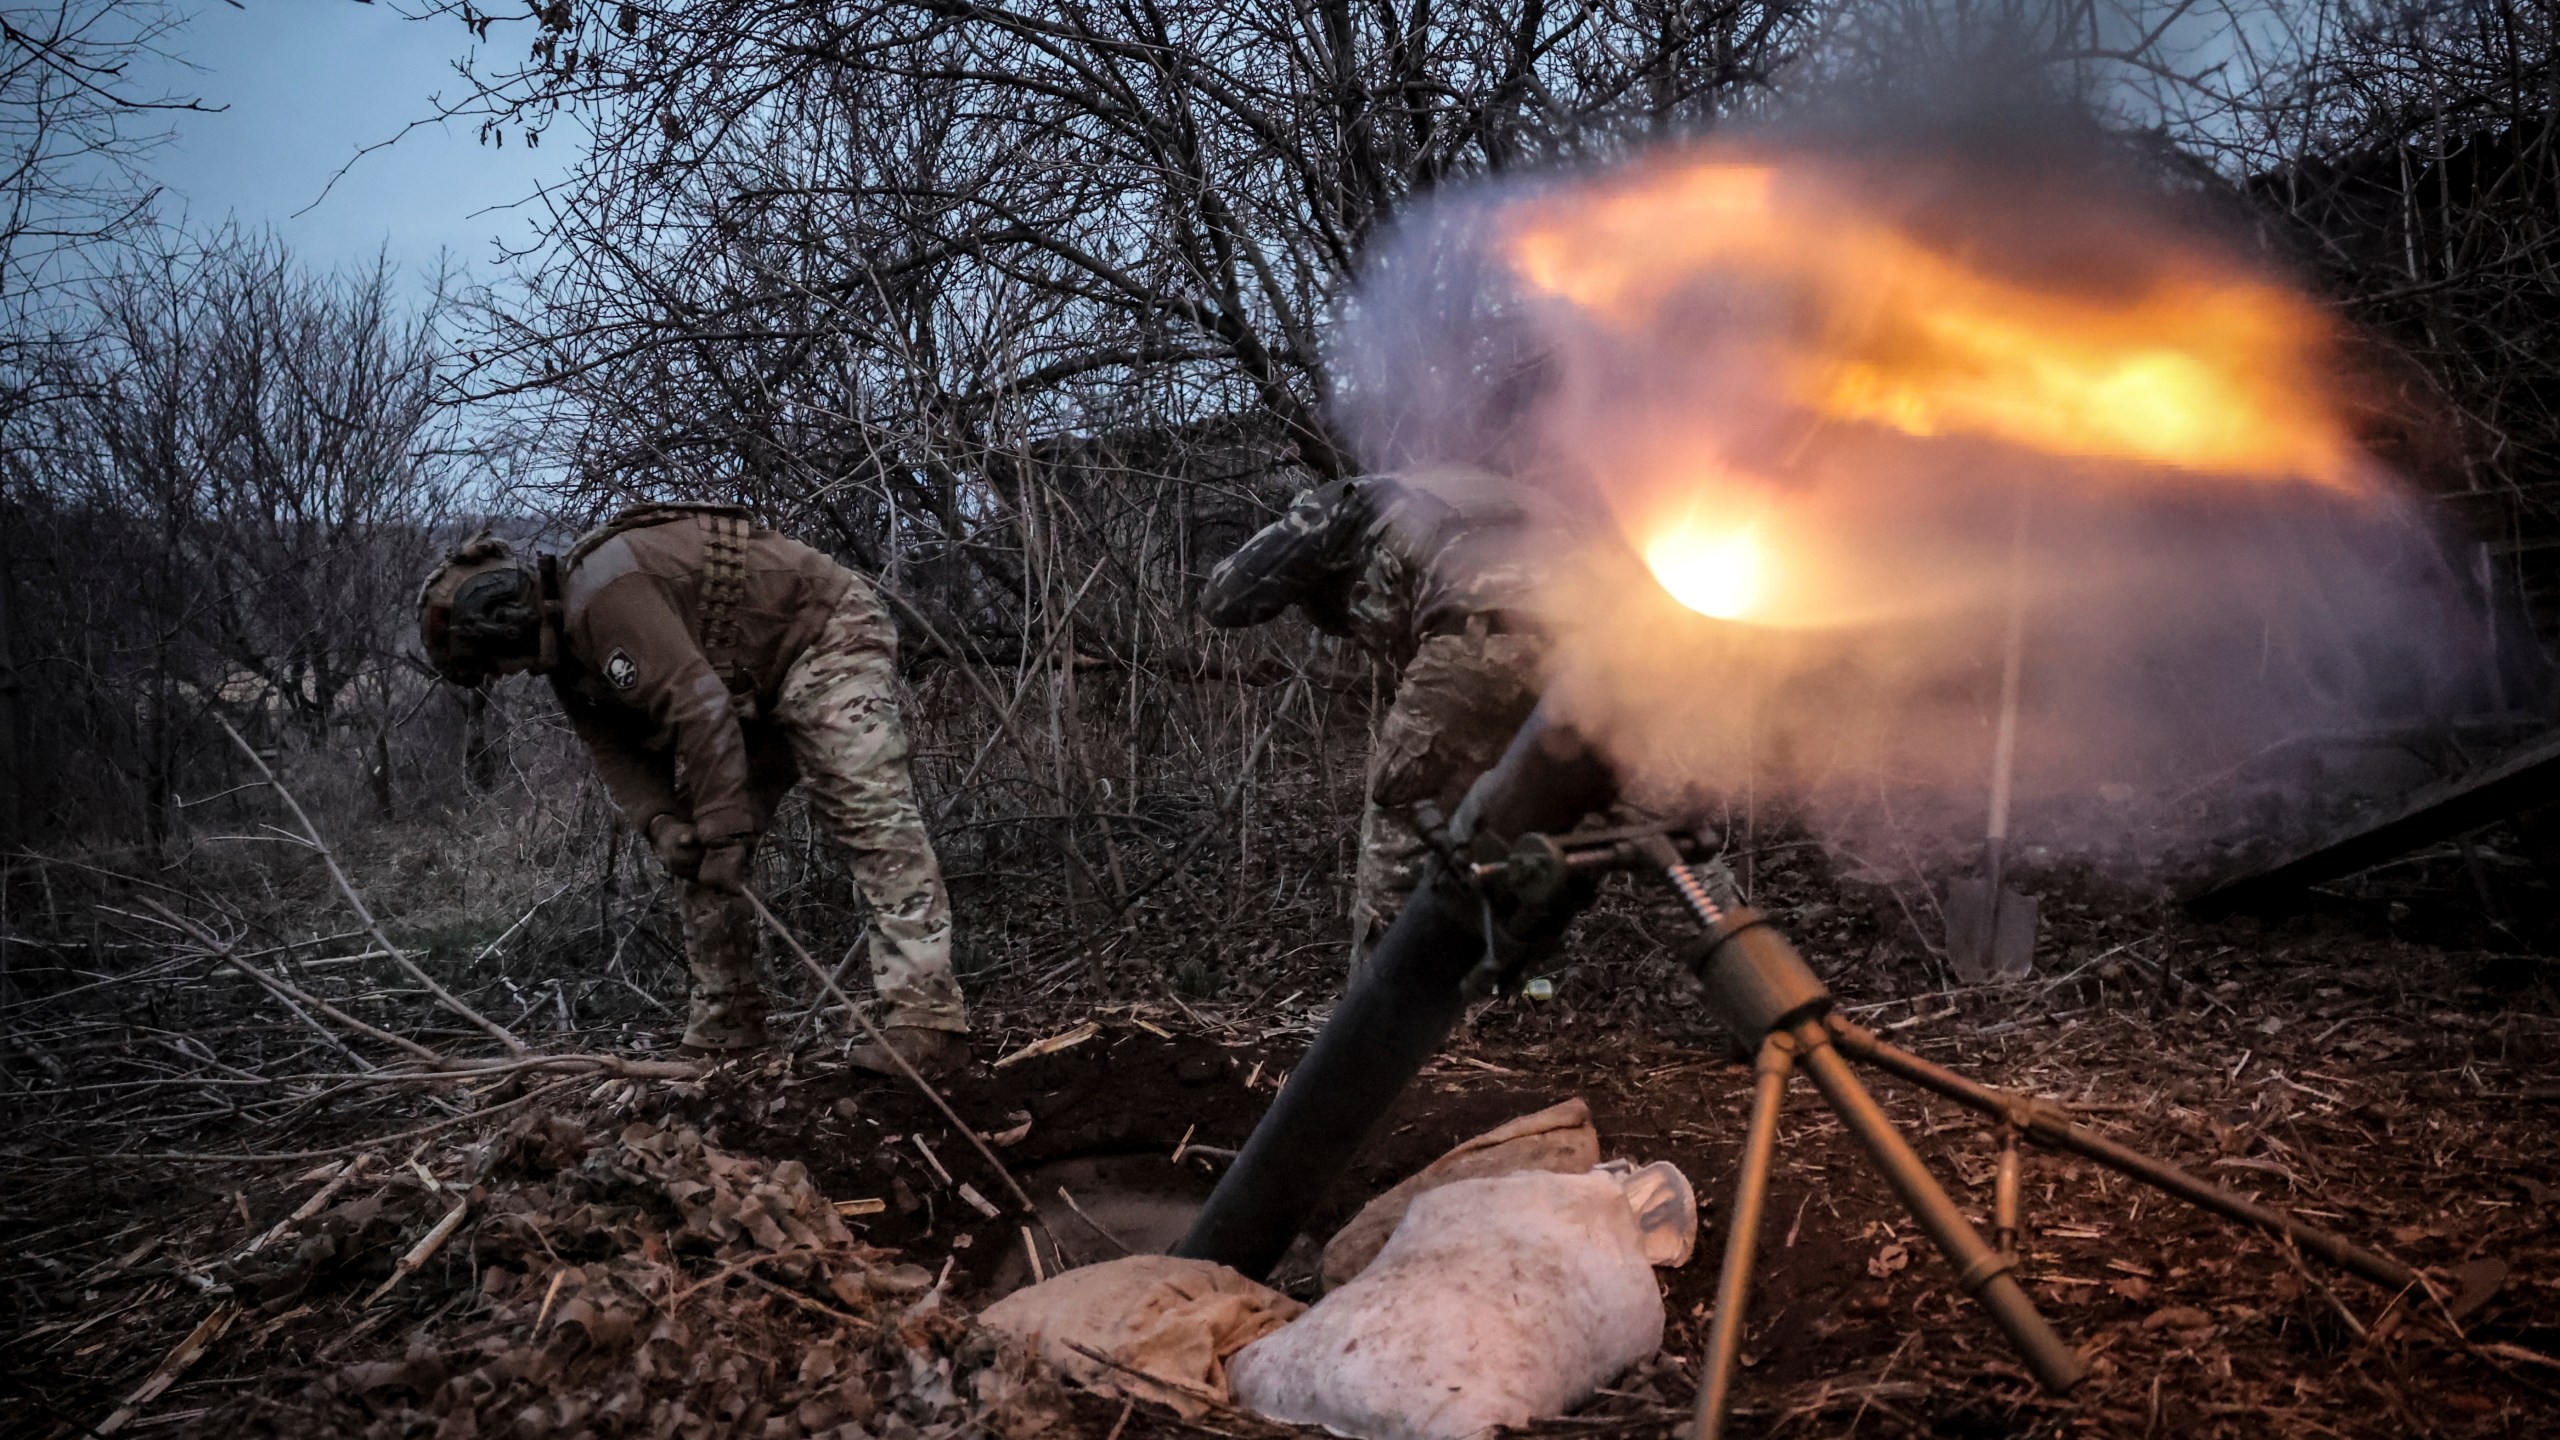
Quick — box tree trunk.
[0,539,21,847]
[464,688,500,792]
[371,717,395,818]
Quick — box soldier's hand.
[647,815,704,880]
[695,841,751,895]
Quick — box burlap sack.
[1319,1097,1601,1289]
[980,1254,1303,1418]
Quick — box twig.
[142,900,696,1083]
[285,1054,703,1085]
[365,1196,472,1305]
[141,899,441,1065]
[213,716,529,1056]
[41,1076,582,1165]
[237,1154,374,1261]
[1058,1185,1135,1256]
[533,1268,569,1334]
[744,888,1039,1218]
[93,1303,237,1435]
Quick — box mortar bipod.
[1610,833,2425,1440]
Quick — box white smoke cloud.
[1326,119,2491,881]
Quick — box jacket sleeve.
[1201,482,1364,628]
[552,678,683,833]
[573,579,761,846]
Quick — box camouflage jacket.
[549,505,853,845]
[1200,467,1542,669]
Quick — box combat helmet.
[416,533,559,684]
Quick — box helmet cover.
[417,535,540,684]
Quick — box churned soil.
[9,858,2560,1439]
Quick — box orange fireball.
[1501,153,2359,491]
[1494,149,2371,623]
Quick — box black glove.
[647,815,703,880]
[695,840,751,895]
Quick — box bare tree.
[0,0,202,842]
[2,228,473,842]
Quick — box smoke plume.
[1328,116,2490,880]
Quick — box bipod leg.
[1826,1016,2420,1293]
[1788,1018,2089,1393]
[1694,1031,1798,1440]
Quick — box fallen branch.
[365,1196,472,1305]
[142,899,442,1066]
[142,899,697,1084]
[213,716,529,1056]
[237,1154,375,1261]
[47,1075,584,1165]
[93,1302,237,1435]
[744,887,1039,1219]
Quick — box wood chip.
[2479,1340,2560,1373]
[532,1269,569,1334]
[94,1303,237,1435]
[365,1197,470,1305]
[980,1112,1034,1148]
[911,1136,954,1188]
[956,1183,1001,1220]
[833,1197,889,1218]
[238,1153,370,1261]
[1022,1225,1046,1283]
[1129,1017,1172,1039]
[993,1021,1100,1069]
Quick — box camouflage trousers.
[681,580,967,1035]
[1351,628,1547,965]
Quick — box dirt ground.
[7,838,2559,1439]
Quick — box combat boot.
[679,885,768,1053]
[682,987,769,1053]
[849,1025,969,1078]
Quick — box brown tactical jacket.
[548,506,853,845]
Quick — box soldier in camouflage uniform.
[416,506,968,1071]
[1202,466,1548,964]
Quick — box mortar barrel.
[1174,705,1619,1278]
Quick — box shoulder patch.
[603,648,640,691]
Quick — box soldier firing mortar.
[1202,466,1551,965]
[416,504,968,1073]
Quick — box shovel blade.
[1989,888,2039,981]
[1945,879,2038,983]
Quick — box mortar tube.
[1174,705,1620,1279]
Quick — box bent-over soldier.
[1202,467,1548,964]
[417,504,967,1071]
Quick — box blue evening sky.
[127,1,570,290]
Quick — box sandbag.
[1320,1097,1601,1289]
[1231,1170,1664,1440]
[979,1254,1303,1418]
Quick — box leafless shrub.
[0,228,477,846]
